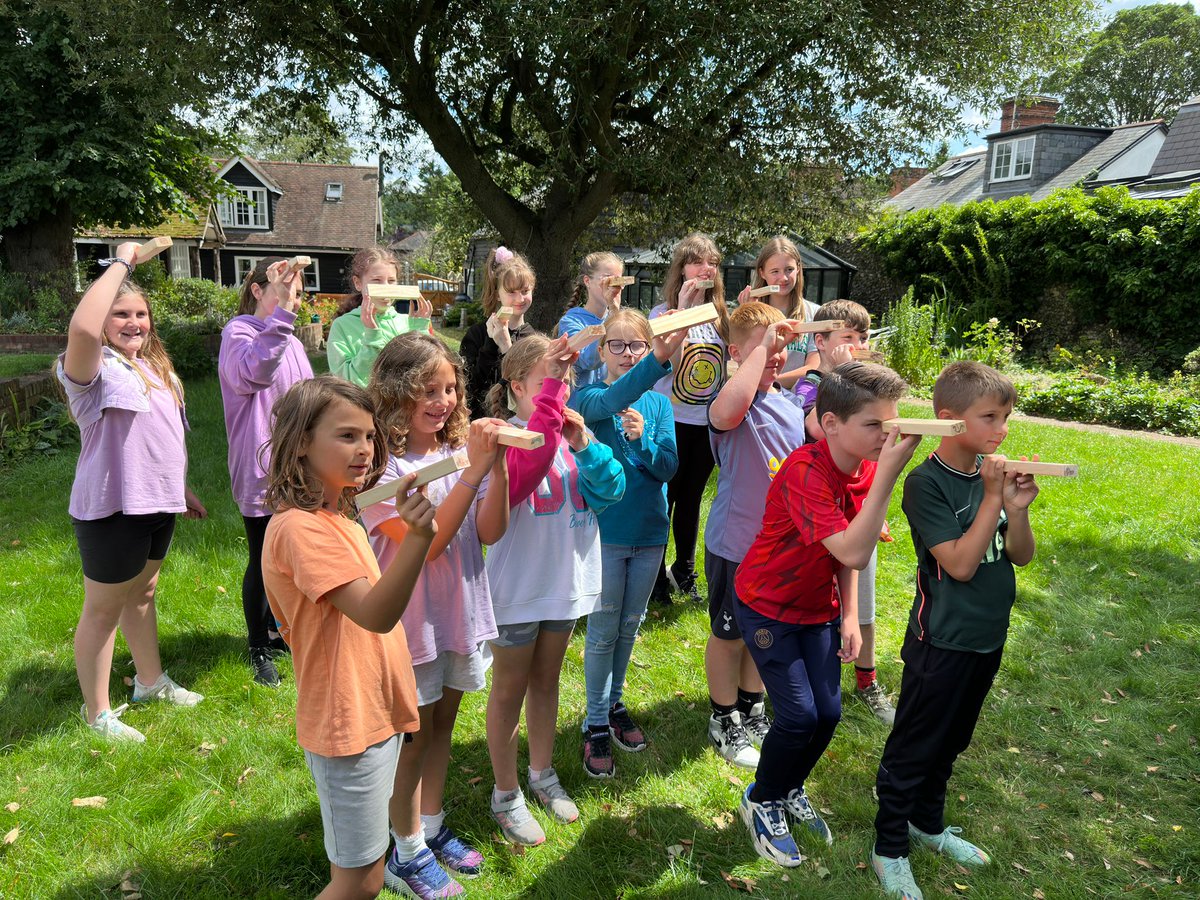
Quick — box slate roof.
[882,149,987,212]
[1148,96,1200,177]
[1033,122,1166,199]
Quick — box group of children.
[56,234,1042,900]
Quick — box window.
[325,182,343,201]
[218,187,269,228]
[234,255,319,291]
[991,136,1035,182]
[169,242,190,279]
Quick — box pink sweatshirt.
[505,378,567,507]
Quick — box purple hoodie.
[219,307,314,517]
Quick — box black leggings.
[663,421,716,580]
[242,514,274,649]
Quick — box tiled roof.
[883,149,987,211]
[1032,123,1165,199]
[1149,96,1200,177]
[79,204,224,243]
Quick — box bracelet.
[457,477,481,492]
[98,257,135,277]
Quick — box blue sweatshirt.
[570,354,679,546]
[557,306,607,385]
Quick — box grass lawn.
[0,354,55,379]
[1,366,1198,898]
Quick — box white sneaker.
[490,788,546,846]
[708,712,760,768]
[83,704,145,743]
[132,672,203,707]
[528,767,579,823]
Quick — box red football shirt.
[735,440,877,624]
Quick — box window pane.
[1014,138,1034,177]
[993,144,1012,179]
[169,243,189,279]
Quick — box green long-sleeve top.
[326,306,432,387]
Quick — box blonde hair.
[485,332,574,418]
[480,247,536,316]
[338,247,401,316]
[571,251,624,307]
[264,376,388,517]
[236,256,288,316]
[752,236,807,320]
[728,301,785,344]
[370,332,469,455]
[90,281,184,407]
[660,234,729,341]
[603,309,653,344]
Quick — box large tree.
[1050,4,1200,126]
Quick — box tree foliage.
[227,91,356,164]
[1050,3,1200,126]
[382,163,488,278]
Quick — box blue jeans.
[584,544,665,728]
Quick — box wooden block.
[355,452,470,508]
[605,276,636,287]
[649,303,719,337]
[749,284,781,297]
[133,236,172,264]
[786,319,845,334]
[883,418,966,436]
[693,279,715,289]
[495,425,545,450]
[567,324,606,352]
[1001,459,1079,477]
[497,306,514,322]
[850,349,886,363]
[284,255,312,274]
[366,284,423,304]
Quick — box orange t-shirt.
[263,507,420,757]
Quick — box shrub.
[877,286,953,389]
[0,398,77,466]
[158,318,216,380]
[1018,372,1200,437]
[961,317,1040,372]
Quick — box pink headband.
[493,246,513,266]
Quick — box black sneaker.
[583,728,615,778]
[250,647,281,687]
[668,566,703,603]
[649,570,673,606]
[608,702,648,752]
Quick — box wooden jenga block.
[567,324,606,352]
[882,418,966,436]
[850,349,886,363]
[1001,460,1079,477]
[355,452,470,508]
[749,284,781,297]
[133,236,172,264]
[497,306,514,323]
[786,319,845,334]
[605,276,636,287]
[366,284,423,305]
[649,303,719,337]
[495,425,545,450]
[284,255,312,274]
[693,279,715,289]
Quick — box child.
[327,247,434,386]
[483,334,625,845]
[460,247,536,418]
[359,333,511,897]
[872,362,1038,900]
[702,302,809,768]
[58,243,207,742]
[648,233,731,604]
[556,251,626,386]
[795,300,896,725]
[261,375,437,900]
[569,310,684,777]
[733,363,918,868]
[218,256,314,687]
[736,236,820,388]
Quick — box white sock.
[492,785,519,806]
[391,830,426,864]
[528,766,554,784]
[421,809,446,839]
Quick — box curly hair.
[370,332,469,456]
[263,376,389,517]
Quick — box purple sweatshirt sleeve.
[506,378,568,507]
[219,308,299,395]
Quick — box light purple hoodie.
[219,307,314,517]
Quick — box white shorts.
[413,648,489,707]
[304,733,400,868]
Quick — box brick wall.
[0,334,67,353]
[0,371,59,428]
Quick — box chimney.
[888,166,929,197]
[1000,96,1060,132]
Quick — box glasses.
[604,339,649,356]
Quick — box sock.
[492,785,519,806]
[736,689,764,717]
[710,697,737,719]
[392,830,426,864]
[421,809,445,840]
[855,666,877,691]
[528,766,555,784]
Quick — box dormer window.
[218,187,269,229]
[325,182,344,201]
[992,136,1036,182]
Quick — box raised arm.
[64,242,139,385]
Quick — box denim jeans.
[584,544,665,728]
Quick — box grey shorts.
[859,545,878,626]
[303,733,400,868]
[490,618,575,648]
[413,648,489,707]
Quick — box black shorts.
[705,550,743,641]
[72,512,177,583]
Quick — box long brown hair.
[370,332,470,456]
[486,333,553,419]
[236,256,288,316]
[571,251,624,308]
[660,233,729,341]
[480,247,536,316]
[101,281,184,406]
[337,247,401,316]
[752,236,807,320]
[264,376,388,517]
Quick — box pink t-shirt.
[361,445,497,665]
[59,352,187,520]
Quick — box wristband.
[457,477,481,492]
[98,258,135,277]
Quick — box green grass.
[1,385,1198,898]
[0,354,55,379]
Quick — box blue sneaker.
[426,824,483,878]
[383,846,464,898]
[784,788,833,845]
[908,823,991,867]
[738,784,803,868]
[871,851,924,900]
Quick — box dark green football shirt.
[901,454,1015,653]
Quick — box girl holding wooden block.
[460,246,536,419]
[736,236,820,388]
[556,251,627,387]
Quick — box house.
[75,204,226,281]
[886,96,1171,212]
[1126,95,1200,199]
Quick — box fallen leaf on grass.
[237,767,255,786]
[1133,858,1153,869]
[1007,747,1021,754]
[1143,814,1156,822]
[1062,849,1075,861]
[1013,862,1031,875]
[216,586,226,594]
[720,871,756,893]
[711,811,734,828]
[814,864,830,879]
[4,803,18,813]
[123,676,134,686]
[1173,825,1183,832]
[1091,716,1109,723]
[1087,791,1104,802]
[954,883,970,891]
[197,741,217,756]
[680,838,693,847]
[1103,858,1112,870]
[72,796,107,808]
[467,777,483,786]
[1155,734,1164,745]
[3,827,17,846]
[666,844,686,859]
[856,862,868,870]
[118,871,142,898]
[674,691,685,698]
[1168,724,1178,733]
[1146,766,1160,773]
[1033,890,1045,899]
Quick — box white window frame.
[325,182,343,201]
[169,242,191,279]
[218,187,270,229]
[991,136,1036,182]
[234,255,318,291]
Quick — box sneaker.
[871,851,924,900]
[649,570,672,606]
[708,712,759,768]
[267,634,291,657]
[742,700,772,749]
[608,703,648,752]
[82,703,145,743]
[667,565,703,602]
[131,672,203,706]
[738,784,803,868]
[250,647,281,687]
[384,846,464,898]
[490,788,545,846]
[528,767,579,822]
[856,681,896,726]
[583,729,616,778]
[784,788,833,845]
[426,825,483,878]
[908,823,991,867]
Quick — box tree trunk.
[518,226,582,334]
[0,203,78,307]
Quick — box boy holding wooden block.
[872,361,1040,900]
